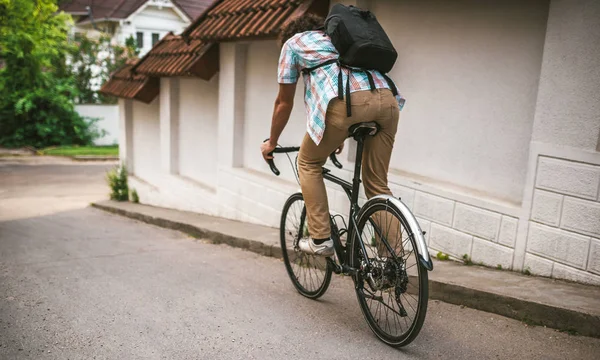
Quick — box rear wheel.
[351,197,429,347]
[280,193,332,299]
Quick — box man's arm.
[261,83,297,160]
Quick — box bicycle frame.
[321,136,368,271]
[269,131,432,274]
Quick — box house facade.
[60,0,211,55]
[101,0,600,285]
[60,0,212,144]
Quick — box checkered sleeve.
[277,41,299,84]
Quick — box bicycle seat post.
[347,122,380,214]
[350,136,365,214]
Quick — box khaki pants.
[298,89,400,240]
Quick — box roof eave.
[76,17,122,26]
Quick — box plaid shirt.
[278,30,405,145]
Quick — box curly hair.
[279,14,325,46]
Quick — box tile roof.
[100,60,159,103]
[96,0,328,95]
[174,0,214,20]
[185,0,328,41]
[60,0,146,19]
[59,0,213,21]
[132,33,219,79]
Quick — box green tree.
[69,34,139,104]
[0,0,101,148]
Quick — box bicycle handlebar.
[266,147,299,176]
[265,141,342,176]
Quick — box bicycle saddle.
[348,122,380,139]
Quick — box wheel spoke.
[353,202,428,345]
[281,195,331,298]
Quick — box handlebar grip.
[267,154,280,176]
[329,153,343,169]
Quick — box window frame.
[136,31,144,49]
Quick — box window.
[152,33,160,46]
[136,32,144,48]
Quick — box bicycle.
[266,121,434,347]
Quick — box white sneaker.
[298,238,335,257]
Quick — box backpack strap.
[363,70,376,92]
[337,66,344,100]
[382,73,399,97]
[301,59,337,75]
[345,67,352,117]
[302,60,393,118]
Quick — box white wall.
[117,4,190,55]
[75,104,119,146]
[514,0,600,285]
[122,0,600,285]
[524,156,600,283]
[531,0,600,151]
[178,76,219,187]
[372,0,549,203]
[132,98,161,182]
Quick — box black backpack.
[302,4,399,117]
[326,4,397,73]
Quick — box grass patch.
[462,254,473,266]
[40,145,118,157]
[558,328,579,336]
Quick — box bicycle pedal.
[326,257,342,274]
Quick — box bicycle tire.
[280,193,332,299]
[350,197,429,347]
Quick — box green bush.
[107,164,129,201]
[130,188,139,203]
[436,252,450,261]
[462,254,473,266]
[0,0,104,148]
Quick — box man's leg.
[297,129,347,240]
[362,90,401,256]
[298,91,378,241]
[362,90,399,199]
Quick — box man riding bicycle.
[260,14,405,257]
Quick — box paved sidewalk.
[92,200,600,338]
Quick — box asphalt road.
[1,157,600,359]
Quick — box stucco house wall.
[517,0,600,284]
[75,104,120,145]
[117,5,190,55]
[178,76,219,189]
[377,0,550,204]
[132,98,161,183]
[118,0,600,285]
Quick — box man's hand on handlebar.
[260,139,276,161]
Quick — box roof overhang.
[131,33,218,79]
[182,0,329,42]
[100,60,160,103]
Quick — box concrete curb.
[91,202,600,338]
[429,281,597,337]
[72,155,119,161]
[91,202,280,259]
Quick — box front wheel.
[351,197,429,347]
[280,193,332,299]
